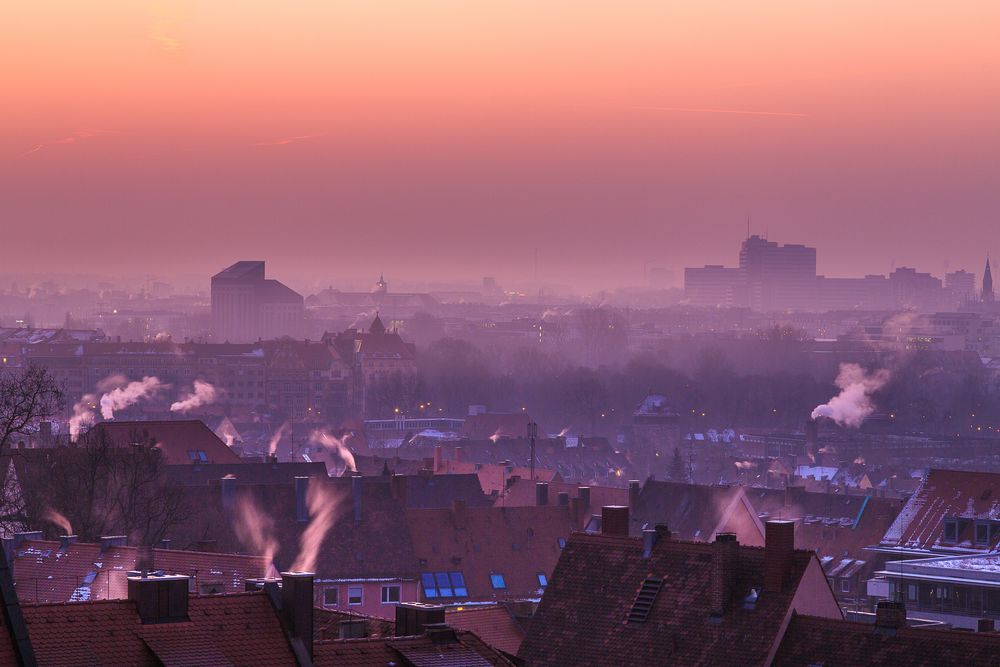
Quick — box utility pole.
[527,421,538,480]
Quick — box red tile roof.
[11,540,267,604]
[881,469,1000,551]
[20,591,297,666]
[405,505,575,601]
[518,531,835,666]
[446,605,525,656]
[496,479,628,528]
[83,420,242,465]
[773,612,1000,666]
[313,630,515,667]
[460,414,538,441]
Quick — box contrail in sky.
[637,106,808,118]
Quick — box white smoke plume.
[811,363,890,428]
[233,495,278,577]
[309,429,356,474]
[100,376,165,419]
[556,427,571,437]
[170,380,218,413]
[291,478,342,573]
[96,374,128,394]
[42,507,73,535]
[68,394,97,442]
[268,422,290,457]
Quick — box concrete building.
[739,235,818,312]
[211,261,303,342]
[946,269,977,305]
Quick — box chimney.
[979,618,995,633]
[710,533,739,618]
[628,480,641,509]
[128,574,190,623]
[454,447,466,463]
[433,446,443,472]
[451,499,467,530]
[655,523,671,541]
[267,453,278,464]
[59,535,77,551]
[601,506,629,537]
[535,482,549,506]
[805,418,818,446]
[395,602,446,637]
[157,538,172,550]
[12,531,43,550]
[874,599,906,635]
[578,486,591,510]
[136,545,155,574]
[39,421,53,443]
[295,476,309,523]
[221,475,236,511]
[280,572,315,661]
[100,535,127,552]
[557,491,570,506]
[352,474,363,522]
[763,521,795,593]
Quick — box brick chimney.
[433,446,443,473]
[578,486,591,510]
[395,602,446,636]
[710,533,739,618]
[601,505,629,537]
[280,572,314,661]
[874,599,906,635]
[642,528,659,558]
[295,476,309,523]
[454,447,466,463]
[536,482,549,506]
[221,475,236,511]
[128,574,190,623]
[628,480,641,509]
[763,520,795,593]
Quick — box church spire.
[983,257,994,303]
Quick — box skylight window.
[421,571,467,598]
[490,573,507,590]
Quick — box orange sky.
[3,2,1000,289]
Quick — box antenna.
[746,215,750,240]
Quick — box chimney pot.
[710,533,740,617]
[642,528,658,558]
[601,506,629,537]
[874,600,906,634]
[763,521,795,593]
[59,535,77,551]
[280,572,315,660]
[535,482,549,506]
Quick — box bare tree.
[0,364,64,449]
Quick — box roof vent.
[626,577,663,624]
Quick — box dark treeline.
[367,325,997,438]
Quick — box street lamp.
[527,421,538,481]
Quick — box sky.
[3,2,1000,291]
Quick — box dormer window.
[943,518,959,543]
[976,521,990,546]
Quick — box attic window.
[627,577,664,624]
[186,450,207,462]
[557,538,567,549]
[537,573,548,588]
[422,571,467,599]
[943,519,959,543]
[490,573,507,590]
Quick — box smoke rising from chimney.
[100,376,165,419]
[268,422,290,457]
[234,495,278,577]
[309,429,356,473]
[170,380,218,413]
[68,393,97,442]
[42,508,73,535]
[291,478,342,573]
[810,363,890,428]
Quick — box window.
[537,573,548,588]
[908,584,918,601]
[943,518,959,543]
[381,585,401,604]
[490,573,507,590]
[421,572,467,599]
[323,587,339,607]
[977,522,990,546]
[557,538,567,549]
[840,579,851,593]
[348,587,363,605]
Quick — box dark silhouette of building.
[211,261,303,342]
[983,257,994,303]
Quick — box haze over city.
[5,3,1000,666]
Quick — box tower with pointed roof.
[983,258,994,303]
[373,274,388,295]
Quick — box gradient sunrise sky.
[3,2,999,289]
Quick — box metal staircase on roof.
[627,577,664,624]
